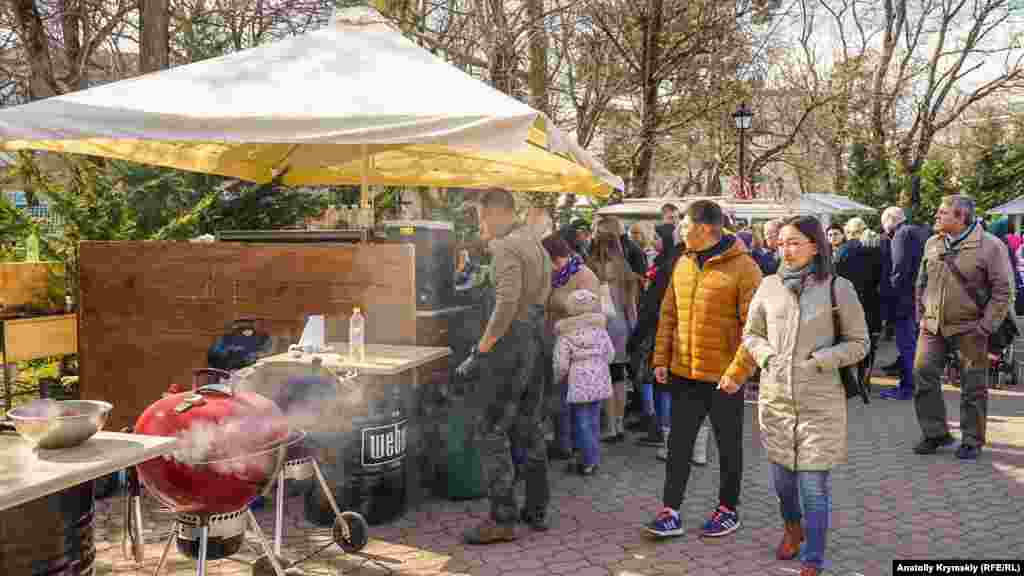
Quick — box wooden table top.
[0,431,177,512]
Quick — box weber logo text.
[361,420,408,466]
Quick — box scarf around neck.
[944,219,977,251]
[552,254,583,288]
[779,261,815,294]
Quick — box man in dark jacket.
[880,206,929,400]
[459,188,553,543]
[835,220,883,387]
[758,219,782,275]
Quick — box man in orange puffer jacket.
[644,199,761,540]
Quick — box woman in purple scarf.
[542,235,601,460]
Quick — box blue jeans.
[771,463,831,569]
[894,317,917,393]
[556,395,573,453]
[641,383,672,429]
[570,401,602,466]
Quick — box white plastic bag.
[599,283,617,318]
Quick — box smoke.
[166,367,369,471]
[15,398,63,419]
[0,440,37,483]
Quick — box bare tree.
[849,0,1024,203]
[587,0,754,197]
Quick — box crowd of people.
[456,189,1016,576]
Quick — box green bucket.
[446,402,485,500]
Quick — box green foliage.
[844,142,897,228]
[961,143,1024,215]
[1,154,337,296]
[912,158,951,224]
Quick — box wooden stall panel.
[78,241,416,431]
[3,314,78,362]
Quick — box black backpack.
[208,318,274,371]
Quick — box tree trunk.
[11,0,59,100]
[60,0,86,91]
[525,0,558,214]
[831,142,846,193]
[631,0,664,198]
[140,0,171,73]
[527,0,547,115]
[703,162,721,196]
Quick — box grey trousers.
[913,330,989,447]
[469,307,549,524]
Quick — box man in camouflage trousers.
[458,188,553,544]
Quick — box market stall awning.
[988,197,1024,215]
[0,7,621,197]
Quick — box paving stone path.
[92,340,1024,575]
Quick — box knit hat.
[566,289,601,316]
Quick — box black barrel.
[304,375,408,526]
[381,220,455,310]
[0,481,95,576]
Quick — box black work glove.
[455,346,486,381]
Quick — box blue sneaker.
[644,507,683,538]
[702,505,740,537]
[957,444,980,460]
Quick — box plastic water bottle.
[349,307,365,362]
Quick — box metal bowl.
[6,400,113,449]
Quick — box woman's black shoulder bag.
[829,277,870,405]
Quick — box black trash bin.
[304,375,409,526]
[0,481,95,576]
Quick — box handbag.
[829,277,870,404]
[941,245,1020,352]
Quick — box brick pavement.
[92,339,1024,576]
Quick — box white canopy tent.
[0,7,622,198]
[988,197,1024,215]
[594,194,876,228]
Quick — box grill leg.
[196,520,209,576]
[274,469,285,557]
[131,492,145,563]
[153,523,177,576]
[310,459,348,540]
[246,509,287,576]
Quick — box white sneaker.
[656,445,668,461]
[692,425,709,466]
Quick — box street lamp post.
[732,102,754,198]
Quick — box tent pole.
[360,144,370,209]
[360,144,374,228]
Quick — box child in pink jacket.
[554,289,616,475]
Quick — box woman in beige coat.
[587,217,640,441]
[742,215,868,576]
